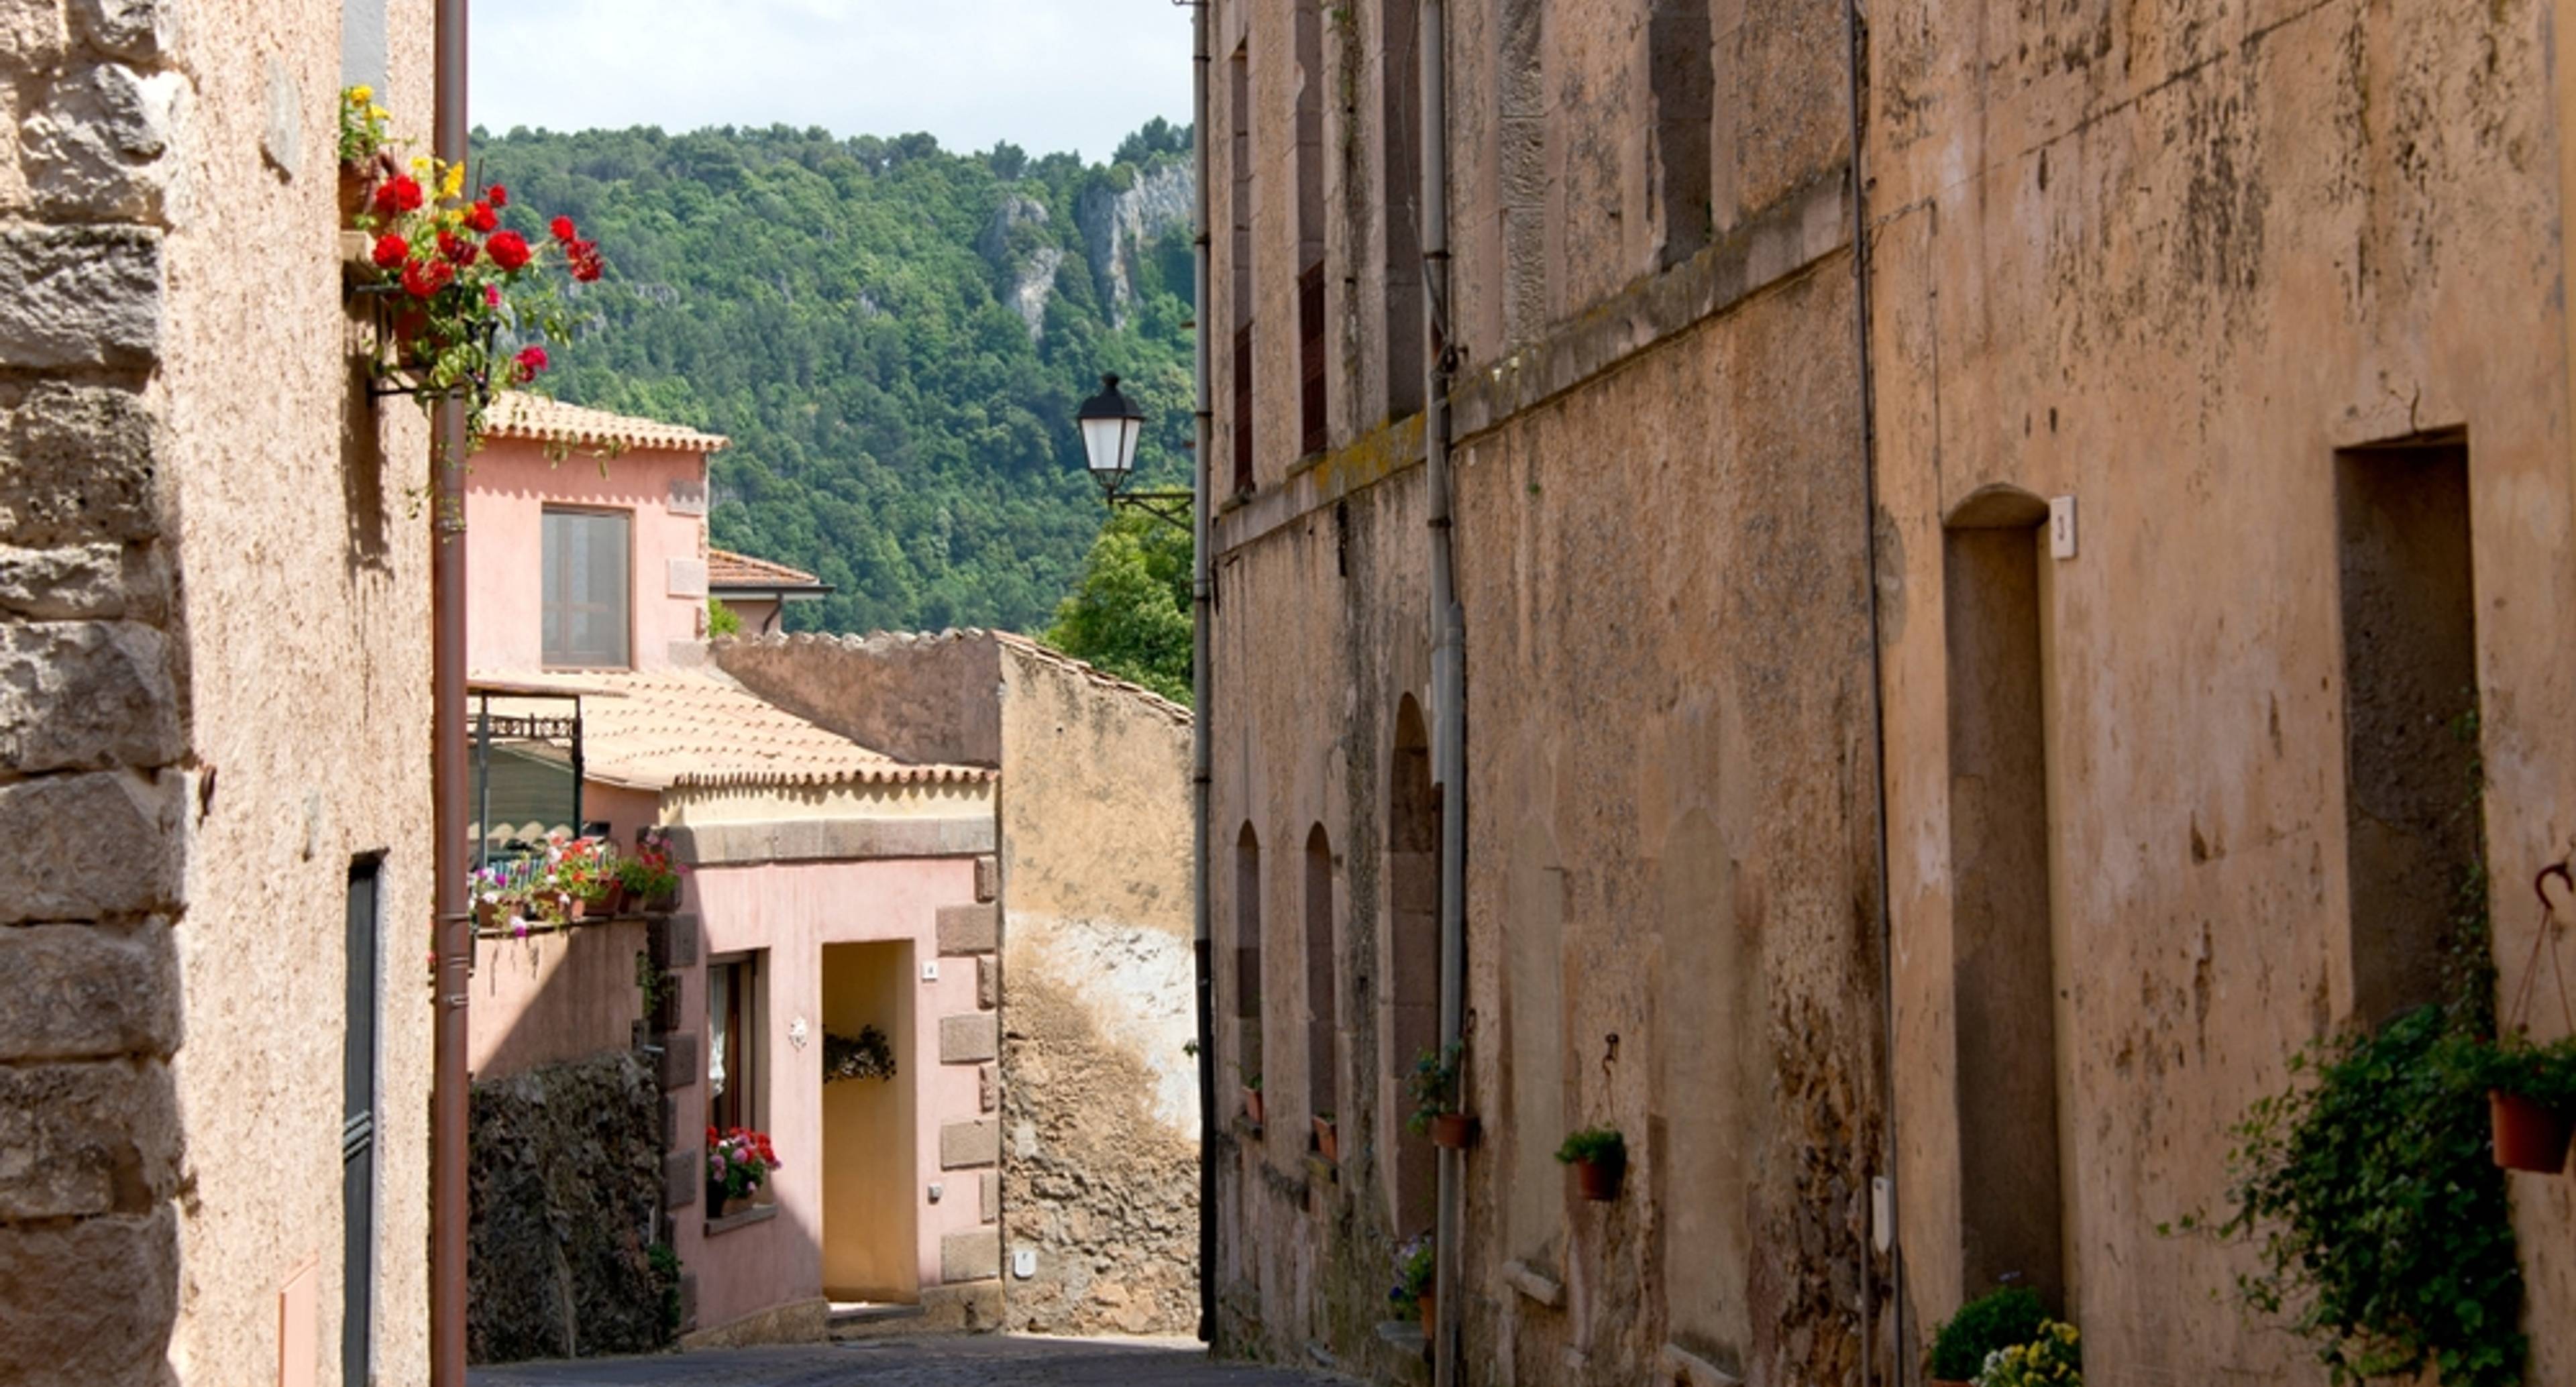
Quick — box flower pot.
[1242,1087,1264,1127]
[474,899,500,932]
[598,881,629,916]
[1572,1155,1624,1201]
[644,887,680,914]
[337,162,370,227]
[1418,1286,1437,1336]
[2489,1088,2574,1173]
[1312,1117,1339,1164]
[1430,1113,1479,1150]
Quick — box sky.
[471,0,1194,164]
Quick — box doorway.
[821,941,919,1305]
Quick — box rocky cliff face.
[1077,161,1193,328]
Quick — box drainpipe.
[1190,0,1220,1345]
[430,2,472,1382]
[1839,0,1904,1381]
[1419,0,1465,1382]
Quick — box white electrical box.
[2049,496,2078,560]
[1012,1248,1038,1280]
[920,960,940,982]
[926,1181,945,1203]
[1872,1176,1893,1253]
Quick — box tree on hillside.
[1043,510,1193,705]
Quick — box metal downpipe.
[1420,0,1464,1381]
[1190,0,1221,1345]
[430,1,472,1381]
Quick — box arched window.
[1304,824,1340,1132]
[1385,697,1439,1228]
[1234,823,1264,1098]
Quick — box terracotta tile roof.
[486,392,730,454]
[708,547,830,592]
[470,668,985,792]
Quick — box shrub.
[1552,1126,1623,1166]
[1976,1319,2080,1387]
[1928,1285,2049,1380]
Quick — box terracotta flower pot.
[1417,1287,1437,1336]
[645,886,680,913]
[2490,1089,2574,1173]
[1313,1117,1339,1163]
[1430,1113,1479,1150]
[1573,1155,1624,1201]
[337,162,370,227]
[474,899,499,932]
[598,881,630,916]
[1242,1087,1264,1127]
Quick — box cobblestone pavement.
[467,1335,1354,1387]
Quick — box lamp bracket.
[1108,489,1196,533]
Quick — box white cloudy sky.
[471,0,1194,162]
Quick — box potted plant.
[1974,1319,2080,1387]
[338,85,601,449]
[1407,1041,1477,1149]
[1312,1111,1338,1163]
[1240,1070,1264,1128]
[335,85,398,227]
[1555,1125,1625,1201]
[1926,1284,2049,1386]
[1387,1235,1436,1335]
[620,829,686,913]
[2465,1030,2576,1173]
[706,1125,780,1217]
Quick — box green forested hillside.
[472,122,1196,634]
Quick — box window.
[2337,433,2480,1023]
[1295,0,1328,455]
[342,858,381,1386]
[1304,824,1339,1131]
[708,954,764,1134]
[1942,490,2063,1306]
[1380,0,1424,420]
[1230,45,1256,496]
[1234,824,1265,1095]
[541,508,631,669]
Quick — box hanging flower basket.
[1429,1113,1479,1150]
[337,85,602,450]
[2489,1088,2573,1173]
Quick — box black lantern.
[1077,374,1145,494]
[1071,372,1191,531]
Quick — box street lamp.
[1076,373,1192,531]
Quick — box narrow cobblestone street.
[466,1336,1352,1387]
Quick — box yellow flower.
[347,85,373,104]
[409,155,431,176]
[440,161,465,199]
[370,105,390,121]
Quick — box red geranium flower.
[465,201,498,233]
[486,184,508,209]
[372,174,423,215]
[400,257,454,299]
[568,239,604,282]
[486,230,532,271]
[513,345,549,382]
[436,230,480,266]
[550,215,577,243]
[370,233,409,268]
[485,284,503,308]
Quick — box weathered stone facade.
[716,629,1201,1336]
[1,1,435,1383]
[1205,0,2576,1383]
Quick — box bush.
[1929,1285,2048,1380]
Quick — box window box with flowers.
[337,86,604,451]
[706,1127,781,1222]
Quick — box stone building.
[3,1,437,1384]
[1199,0,2576,1384]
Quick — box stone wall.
[993,637,1197,1335]
[468,1051,671,1363]
[3,1,435,1384]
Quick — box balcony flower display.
[338,86,602,449]
[707,1127,781,1215]
[616,829,686,912]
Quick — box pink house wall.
[467,919,651,1082]
[674,856,986,1335]
[466,437,709,674]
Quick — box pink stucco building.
[462,396,1008,1350]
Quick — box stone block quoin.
[0,18,188,1379]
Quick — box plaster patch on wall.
[1010,912,1199,1132]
